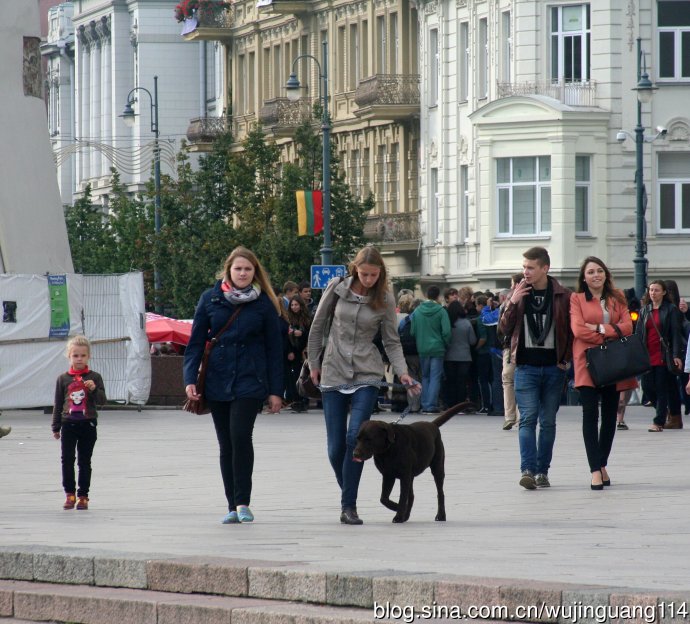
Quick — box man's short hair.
[443,287,458,300]
[523,246,550,267]
[475,295,488,307]
[282,280,299,294]
[297,281,311,292]
[511,273,524,285]
[426,285,441,300]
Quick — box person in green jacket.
[411,285,451,413]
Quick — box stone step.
[0,580,384,624]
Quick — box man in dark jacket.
[499,247,572,490]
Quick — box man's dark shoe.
[519,470,537,490]
[535,473,551,488]
[502,420,516,431]
[340,507,363,525]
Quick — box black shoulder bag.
[585,323,650,387]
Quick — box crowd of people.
[44,242,689,523]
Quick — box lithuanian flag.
[296,190,324,236]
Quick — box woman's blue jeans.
[321,386,379,509]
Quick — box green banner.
[48,275,70,338]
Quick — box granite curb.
[1,549,688,623]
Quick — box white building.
[42,0,226,207]
[417,0,690,293]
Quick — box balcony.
[186,116,230,152]
[497,80,597,107]
[258,97,316,137]
[364,211,420,247]
[354,74,420,121]
[181,5,233,42]
[256,0,314,16]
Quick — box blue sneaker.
[237,505,254,522]
[221,511,239,524]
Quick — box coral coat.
[570,292,637,390]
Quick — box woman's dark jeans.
[443,360,471,409]
[648,365,681,426]
[61,420,98,497]
[209,398,262,511]
[321,386,378,509]
[578,385,619,473]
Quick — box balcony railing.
[180,4,233,40]
[354,74,421,108]
[497,80,597,107]
[186,116,229,145]
[258,97,316,128]
[193,5,233,28]
[364,211,420,243]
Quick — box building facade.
[182,0,423,278]
[418,0,690,293]
[41,0,224,207]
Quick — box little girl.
[51,335,106,510]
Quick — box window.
[430,168,439,242]
[575,156,591,233]
[497,157,551,236]
[349,24,359,90]
[460,165,469,242]
[551,4,590,83]
[389,142,399,213]
[377,16,386,73]
[478,18,488,98]
[238,55,246,114]
[262,47,270,101]
[501,11,512,83]
[658,1,690,80]
[247,52,255,113]
[429,28,439,106]
[350,149,361,198]
[362,147,371,196]
[376,144,387,213]
[658,152,690,232]
[361,21,369,77]
[337,26,346,92]
[389,13,398,74]
[459,22,469,101]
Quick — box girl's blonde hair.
[66,335,91,357]
[348,246,389,310]
[218,246,282,316]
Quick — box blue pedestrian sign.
[311,265,347,289]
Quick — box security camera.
[656,126,668,137]
[616,131,627,143]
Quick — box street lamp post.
[121,76,162,312]
[631,39,657,301]
[285,41,332,265]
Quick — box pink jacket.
[570,291,638,390]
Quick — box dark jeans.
[648,366,681,426]
[490,351,504,414]
[578,385,619,473]
[443,360,471,408]
[61,420,98,497]
[209,398,262,512]
[476,353,493,410]
[321,386,378,509]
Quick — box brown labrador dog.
[352,402,473,523]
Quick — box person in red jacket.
[570,257,636,490]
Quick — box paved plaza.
[1,404,689,593]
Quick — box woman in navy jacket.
[184,246,283,524]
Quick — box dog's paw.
[392,515,406,523]
[434,514,446,521]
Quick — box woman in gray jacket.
[443,301,477,410]
[308,246,420,525]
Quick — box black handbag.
[585,324,651,387]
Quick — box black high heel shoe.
[602,479,611,487]
[591,471,604,490]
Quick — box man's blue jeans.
[514,364,566,475]
[321,386,378,509]
[420,356,444,411]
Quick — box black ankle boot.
[340,507,363,525]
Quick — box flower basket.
[174,0,230,23]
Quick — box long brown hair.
[576,256,626,306]
[643,279,672,306]
[348,246,389,310]
[287,294,312,328]
[218,246,282,316]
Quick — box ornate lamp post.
[121,76,162,312]
[285,41,332,265]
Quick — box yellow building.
[182,0,422,277]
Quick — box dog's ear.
[385,423,395,444]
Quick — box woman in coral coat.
[570,257,636,490]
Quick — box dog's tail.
[432,401,475,428]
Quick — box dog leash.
[319,379,420,424]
